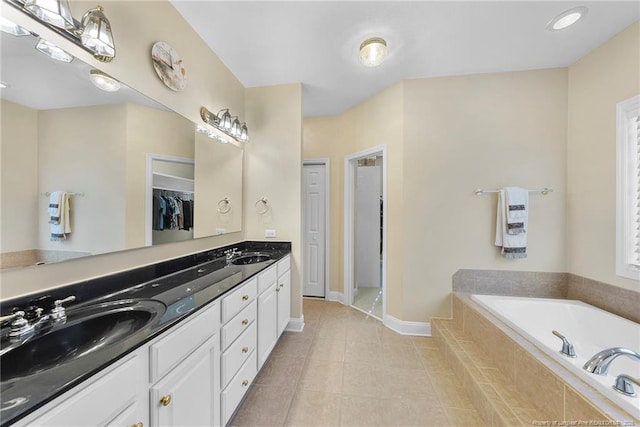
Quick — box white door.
[355,164,381,289]
[303,164,326,297]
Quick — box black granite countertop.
[0,241,291,426]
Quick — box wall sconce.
[10,0,116,62]
[200,107,249,143]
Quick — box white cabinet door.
[150,335,220,427]
[257,283,278,369]
[277,270,291,337]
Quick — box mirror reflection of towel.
[50,192,71,241]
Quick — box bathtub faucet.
[552,330,576,358]
[583,347,640,375]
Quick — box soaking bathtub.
[471,294,640,420]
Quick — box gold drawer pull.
[242,379,249,387]
[242,346,249,353]
[279,283,284,288]
[160,395,172,407]
[242,294,249,301]
[242,318,249,326]
[132,423,143,427]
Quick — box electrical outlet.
[215,228,226,235]
[265,229,276,238]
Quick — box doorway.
[302,159,329,298]
[344,146,386,320]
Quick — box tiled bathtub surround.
[0,249,91,269]
[452,269,639,323]
[435,293,639,425]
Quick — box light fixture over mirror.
[0,16,31,36]
[200,107,249,143]
[12,0,116,62]
[35,37,73,62]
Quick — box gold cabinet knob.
[279,283,284,288]
[242,379,249,387]
[132,423,143,427]
[242,318,249,326]
[160,394,172,407]
[242,294,249,301]
[242,346,249,353]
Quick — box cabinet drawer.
[257,265,277,295]
[222,351,257,426]
[277,255,290,277]
[221,300,256,350]
[150,302,220,383]
[221,322,257,389]
[221,278,257,323]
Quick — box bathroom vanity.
[0,241,291,427]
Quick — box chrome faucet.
[224,248,240,264]
[583,347,640,375]
[552,330,576,358]
[1,295,76,341]
[613,374,640,397]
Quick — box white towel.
[48,191,63,224]
[495,189,527,259]
[505,186,528,235]
[50,192,71,241]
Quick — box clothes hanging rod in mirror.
[474,188,553,196]
[42,192,85,197]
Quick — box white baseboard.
[383,314,431,336]
[285,314,305,333]
[326,291,345,304]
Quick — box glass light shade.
[80,6,115,60]
[230,117,242,137]
[0,17,31,36]
[23,0,75,30]
[359,37,387,67]
[546,7,588,31]
[35,38,74,62]
[89,69,120,92]
[217,109,232,131]
[239,123,248,142]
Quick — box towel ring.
[217,197,231,214]
[255,197,270,215]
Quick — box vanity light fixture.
[230,116,242,138]
[89,69,120,92]
[0,17,31,36]
[19,0,116,61]
[196,124,229,144]
[217,109,233,131]
[359,37,387,67]
[35,38,74,62]
[546,6,588,31]
[199,106,249,143]
[239,123,249,142]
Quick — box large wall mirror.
[0,23,243,270]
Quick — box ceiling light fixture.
[35,38,74,62]
[89,69,120,92]
[359,37,387,67]
[546,6,588,31]
[0,17,31,36]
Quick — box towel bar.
[474,188,553,196]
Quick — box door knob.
[160,394,172,406]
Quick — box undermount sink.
[0,299,165,382]
[231,253,272,265]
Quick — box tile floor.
[230,298,485,426]
[352,287,383,319]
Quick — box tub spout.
[583,347,640,375]
[552,330,577,358]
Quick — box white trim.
[615,95,640,280]
[383,314,431,336]
[302,158,331,298]
[145,153,195,247]
[343,145,388,320]
[285,314,305,333]
[326,291,345,304]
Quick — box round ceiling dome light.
[359,37,387,67]
[89,69,120,92]
[546,6,588,31]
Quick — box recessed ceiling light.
[0,17,31,36]
[89,69,121,92]
[359,37,387,67]
[35,38,74,63]
[547,6,588,31]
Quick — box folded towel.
[50,192,71,241]
[495,189,527,259]
[48,191,63,224]
[505,186,528,235]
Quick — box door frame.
[302,158,330,298]
[344,146,387,318]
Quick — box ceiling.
[170,1,640,117]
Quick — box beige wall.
[567,21,640,291]
[304,70,568,322]
[245,84,303,318]
[0,100,39,252]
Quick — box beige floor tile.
[444,407,486,426]
[342,362,389,398]
[230,384,293,426]
[308,337,346,362]
[380,366,438,400]
[339,395,393,427]
[285,389,341,426]
[344,340,385,365]
[254,355,305,390]
[377,324,415,346]
[411,336,440,350]
[427,371,475,409]
[345,318,380,344]
[299,358,344,393]
[381,344,424,370]
[388,397,450,426]
[316,320,348,341]
[417,347,451,373]
[271,332,314,358]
